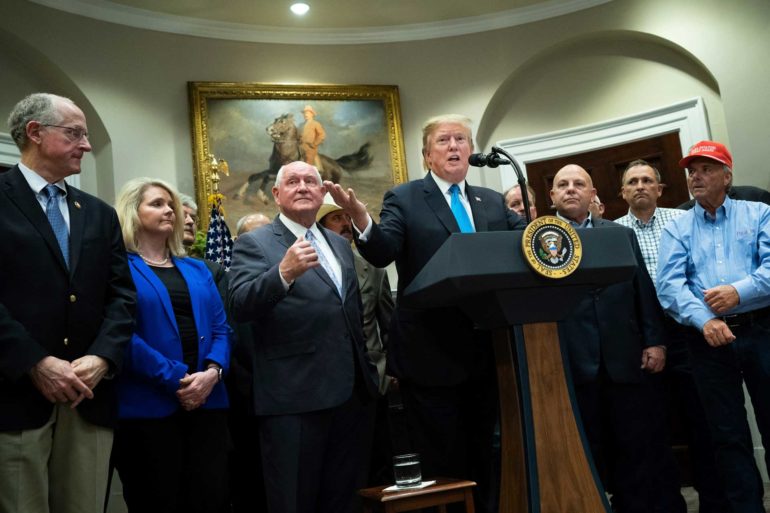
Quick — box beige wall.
[1,0,768,203]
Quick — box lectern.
[403,228,639,513]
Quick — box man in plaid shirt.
[614,160,683,279]
[615,159,729,513]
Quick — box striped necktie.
[306,230,342,295]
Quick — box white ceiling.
[29,0,612,44]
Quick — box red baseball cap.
[679,140,733,169]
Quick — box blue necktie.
[306,230,342,295]
[44,184,69,268]
[449,184,474,233]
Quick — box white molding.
[29,0,612,45]
[0,132,80,188]
[0,133,19,166]
[490,98,711,191]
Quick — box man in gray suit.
[229,161,378,513]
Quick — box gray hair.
[7,93,74,150]
[178,193,198,212]
[274,161,323,187]
[504,183,537,206]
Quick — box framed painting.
[188,81,408,231]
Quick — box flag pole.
[204,153,234,270]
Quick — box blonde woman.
[113,177,231,513]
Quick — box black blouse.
[149,265,199,371]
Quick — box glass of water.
[393,453,422,487]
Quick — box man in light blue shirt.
[617,159,728,512]
[657,140,770,513]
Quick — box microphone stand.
[492,146,531,224]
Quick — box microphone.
[468,152,510,168]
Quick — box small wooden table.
[359,478,476,513]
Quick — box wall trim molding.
[30,0,612,45]
[492,97,710,191]
[0,133,19,166]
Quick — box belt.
[719,305,770,329]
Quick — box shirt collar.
[693,195,731,222]
[430,171,467,199]
[279,213,321,240]
[18,162,67,196]
[556,211,594,228]
[626,208,658,227]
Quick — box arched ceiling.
[29,0,612,44]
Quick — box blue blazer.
[118,253,231,418]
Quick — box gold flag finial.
[206,153,229,194]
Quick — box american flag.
[205,194,234,271]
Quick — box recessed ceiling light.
[290,3,310,16]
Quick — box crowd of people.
[1,91,769,513]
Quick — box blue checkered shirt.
[614,207,684,285]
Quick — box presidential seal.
[521,215,582,279]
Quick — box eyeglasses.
[41,124,89,142]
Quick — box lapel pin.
[474,196,481,202]
[74,201,81,209]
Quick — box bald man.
[236,212,271,237]
[552,165,684,513]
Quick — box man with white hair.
[658,140,770,513]
[0,93,136,513]
[229,161,378,513]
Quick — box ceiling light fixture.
[290,3,310,16]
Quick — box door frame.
[487,97,710,193]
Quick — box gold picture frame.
[188,81,408,230]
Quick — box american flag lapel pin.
[474,196,481,202]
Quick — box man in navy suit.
[229,161,379,513]
[0,93,136,513]
[551,164,684,513]
[327,114,525,513]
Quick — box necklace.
[138,252,169,266]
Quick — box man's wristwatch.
[207,364,223,382]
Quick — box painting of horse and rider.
[189,83,407,231]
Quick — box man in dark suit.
[317,195,396,484]
[228,161,379,513]
[0,93,136,513]
[551,164,684,513]
[327,114,525,513]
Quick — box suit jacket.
[558,218,665,385]
[354,251,394,394]
[356,173,526,386]
[228,218,379,416]
[677,184,770,210]
[118,254,230,418]
[0,165,136,430]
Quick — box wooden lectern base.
[493,322,611,513]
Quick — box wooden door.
[525,132,688,220]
